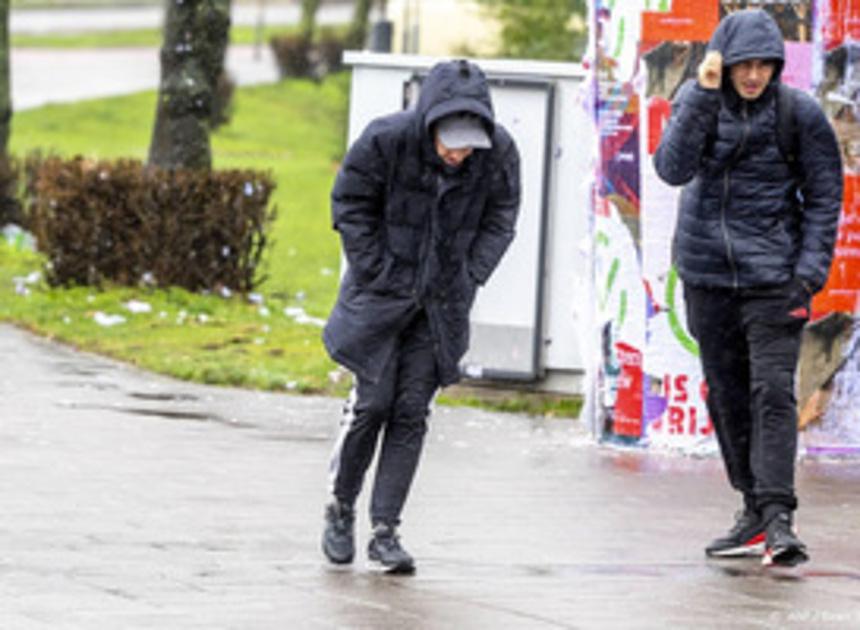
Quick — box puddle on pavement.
[116,407,218,422]
[709,561,860,581]
[52,362,109,377]
[127,391,199,403]
[56,401,255,429]
[260,432,329,443]
[54,380,119,391]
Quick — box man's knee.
[751,370,796,408]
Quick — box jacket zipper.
[721,102,750,290]
[418,169,466,371]
[418,173,447,360]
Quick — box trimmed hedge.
[27,156,276,292]
[269,34,315,78]
[269,28,348,79]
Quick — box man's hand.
[697,51,723,90]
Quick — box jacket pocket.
[365,256,415,296]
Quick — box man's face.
[434,134,473,168]
[730,59,775,100]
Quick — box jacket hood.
[708,9,785,81]
[415,60,495,138]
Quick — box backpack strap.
[775,83,799,170]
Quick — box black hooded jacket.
[654,9,843,292]
[323,60,521,386]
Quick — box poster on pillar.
[592,0,648,444]
[639,0,718,451]
[588,0,860,454]
[798,0,860,456]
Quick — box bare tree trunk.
[0,0,9,157]
[346,0,373,48]
[210,0,234,129]
[0,0,18,226]
[148,0,231,170]
[300,0,321,41]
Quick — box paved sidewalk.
[1,323,859,628]
[10,3,352,34]
[12,46,280,111]
[10,2,352,110]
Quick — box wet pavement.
[1,322,859,628]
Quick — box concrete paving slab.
[1,322,859,628]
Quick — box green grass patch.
[6,75,350,395]
[12,25,304,49]
[438,386,582,419]
[0,247,346,394]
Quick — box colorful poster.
[591,0,649,443]
[592,193,646,442]
[800,0,860,454]
[586,0,860,455]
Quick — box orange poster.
[642,0,719,43]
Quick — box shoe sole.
[763,546,809,568]
[322,541,354,565]
[706,534,766,558]
[367,553,415,575]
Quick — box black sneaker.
[705,509,766,558]
[763,512,808,567]
[367,523,415,574]
[322,501,355,565]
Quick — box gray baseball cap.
[436,114,492,150]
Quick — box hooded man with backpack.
[654,9,843,566]
[320,59,520,573]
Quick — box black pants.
[328,311,439,527]
[684,284,807,516]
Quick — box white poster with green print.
[640,162,715,453]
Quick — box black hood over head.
[415,60,495,139]
[708,9,785,83]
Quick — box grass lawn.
[2,76,582,418]
[5,76,349,395]
[12,25,312,49]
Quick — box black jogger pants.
[684,282,808,515]
[328,311,439,527]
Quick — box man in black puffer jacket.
[321,60,520,573]
[655,10,842,567]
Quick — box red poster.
[613,342,643,438]
[848,0,860,40]
[814,174,860,316]
[822,0,860,47]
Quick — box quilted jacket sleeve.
[653,80,722,186]
[468,129,521,285]
[330,120,389,286]
[792,91,844,293]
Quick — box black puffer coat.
[323,60,521,386]
[654,9,843,292]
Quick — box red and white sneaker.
[705,509,766,558]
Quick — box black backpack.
[775,83,803,182]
